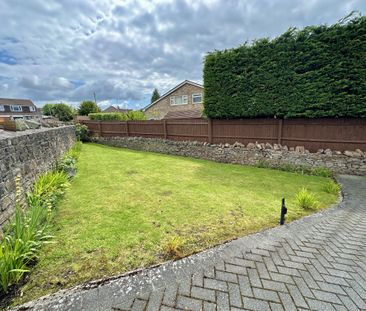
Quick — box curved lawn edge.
[10,176,345,311]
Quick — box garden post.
[126,121,129,137]
[208,118,213,144]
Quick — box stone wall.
[0,126,76,226]
[93,136,366,176]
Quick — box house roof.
[0,98,36,107]
[163,108,204,120]
[103,106,132,113]
[142,80,203,111]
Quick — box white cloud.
[0,0,365,109]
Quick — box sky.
[0,0,365,110]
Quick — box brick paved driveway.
[14,175,366,311]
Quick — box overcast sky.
[0,0,365,110]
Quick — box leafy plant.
[75,123,89,142]
[32,171,69,206]
[322,181,341,194]
[295,188,318,210]
[163,236,185,259]
[78,101,100,116]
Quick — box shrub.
[163,236,185,259]
[78,101,100,116]
[75,123,89,142]
[322,181,341,194]
[57,142,82,177]
[89,112,146,121]
[203,14,366,119]
[295,188,318,210]
[127,110,146,120]
[42,103,75,121]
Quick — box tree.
[42,103,75,121]
[78,101,101,116]
[151,88,160,103]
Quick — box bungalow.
[143,80,204,120]
[0,98,40,120]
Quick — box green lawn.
[17,143,338,303]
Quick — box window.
[29,106,36,112]
[170,95,188,106]
[0,105,4,112]
[192,93,202,104]
[10,105,22,112]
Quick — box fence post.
[126,120,129,137]
[163,120,167,139]
[208,118,213,143]
[277,118,283,145]
[98,120,102,137]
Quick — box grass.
[15,143,338,304]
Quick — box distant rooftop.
[0,98,36,106]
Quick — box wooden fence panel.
[81,118,366,152]
[282,118,366,152]
[128,121,164,138]
[166,119,208,142]
[212,119,279,145]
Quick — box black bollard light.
[280,197,287,225]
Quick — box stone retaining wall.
[0,126,76,227]
[93,136,366,176]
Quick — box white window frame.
[170,95,188,106]
[0,105,4,112]
[29,106,36,112]
[192,93,203,104]
[10,105,23,112]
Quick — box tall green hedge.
[203,14,366,119]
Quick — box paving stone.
[242,296,271,311]
[216,291,230,310]
[176,296,202,311]
[203,278,227,291]
[227,282,242,307]
[306,298,337,311]
[252,287,280,302]
[190,286,215,302]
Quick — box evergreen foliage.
[203,14,366,119]
[151,88,161,103]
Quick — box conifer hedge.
[203,14,366,119]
